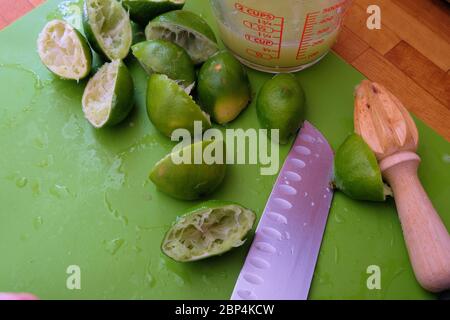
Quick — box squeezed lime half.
[37,19,92,80]
[82,60,134,128]
[145,10,218,64]
[83,0,132,60]
[162,200,256,262]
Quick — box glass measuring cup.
[210,0,351,73]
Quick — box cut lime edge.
[82,60,120,128]
[84,0,132,60]
[37,19,91,80]
[145,22,218,64]
[162,203,256,262]
[155,74,211,124]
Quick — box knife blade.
[231,121,334,300]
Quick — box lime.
[256,74,306,144]
[147,74,211,138]
[162,200,256,262]
[150,140,227,200]
[132,40,195,87]
[145,10,218,64]
[122,0,185,26]
[37,20,92,80]
[334,134,388,202]
[82,60,134,128]
[197,51,251,125]
[83,0,132,60]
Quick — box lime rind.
[334,134,386,202]
[162,201,256,262]
[131,39,195,87]
[122,0,186,25]
[149,140,227,200]
[256,74,305,144]
[145,10,218,64]
[37,19,92,80]
[198,51,251,124]
[82,60,134,128]
[83,0,132,60]
[146,74,211,137]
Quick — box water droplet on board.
[31,181,41,196]
[104,157,125,190]
[15,177,28,188]
[132,245,142,253]
[62,114,83,140]
[334,211,345,224]
[334,246,339,264]
[145,263,156,288]
[36,155,54,168]
[49,184,71,199]
[33,216,43,230]
[104,238,125,255]
[104,193,128,226]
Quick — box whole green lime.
[256,74,305,144]
[197,51,251,125]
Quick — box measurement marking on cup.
[296,0,349,61]
[235,2,284,61]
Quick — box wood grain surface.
[1,0,449,140]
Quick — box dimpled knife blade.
[231,122,334,300]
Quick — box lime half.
[198,51,250,124]
[147,74,211,138]
[83,0,132,60]
[145,10,218,64]
[37,20,92,80]
[150,140,227,200]
[122,0,185,26]
[256,74,306,144]
[132,40,195,87]
[334,134,388,202]
[82,60,134,128]
[162,201,256,262]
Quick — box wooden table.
[1,0,449,140]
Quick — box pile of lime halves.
[37,0,308,262]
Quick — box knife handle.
[381,152,450,293]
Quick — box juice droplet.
[104,193,128,226]
[16,177,28,188]
[33,216,44,230]
[104,238,125,255]
[49,184,71,199]
[31,181,41,196]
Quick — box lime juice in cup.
[210,0,351,73]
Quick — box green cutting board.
[0,0,449,300]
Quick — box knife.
[231,121,334,300]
